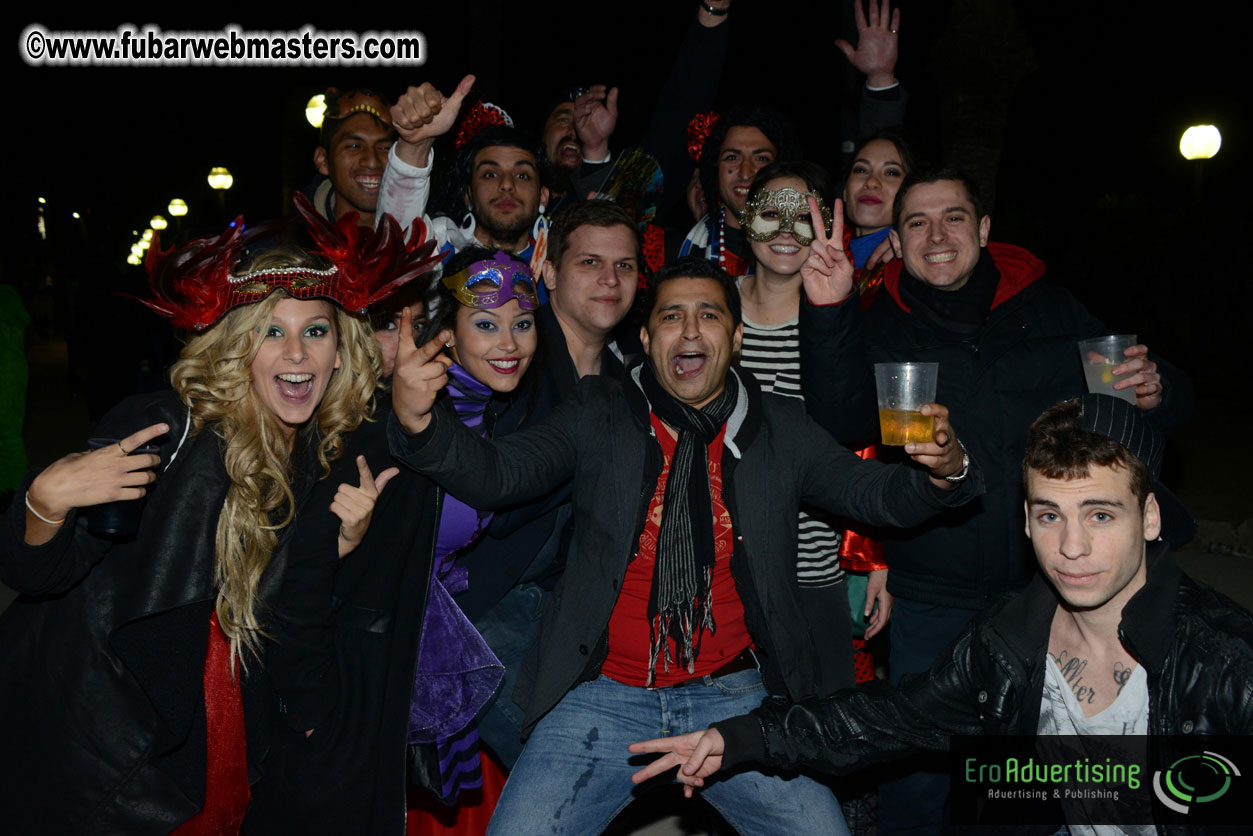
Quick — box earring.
[537,203,547,215]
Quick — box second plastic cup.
[874,363,939,446]
[1077,335,1137,404]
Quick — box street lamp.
[150,215,168,231]
[207,167,234,190]
[127,254,142,266]
[142,229,154,242]
[1179,125,1221,160]
[168,198,188,217]
[306,94,327,128]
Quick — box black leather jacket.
[715,542,1253,833]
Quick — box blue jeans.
[472,582,547,768]
[877,597,982,836]
[485,669,850,836]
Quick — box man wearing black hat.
[631,395,1253,834]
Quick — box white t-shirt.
[1038,656,1153,836]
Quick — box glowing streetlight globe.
[142,229,154,242]
[71,212,81,219]
[207,167,234,190]
[1179,125,1221,160]
[168,198,188,217]
[138,238,151,251]
[127,254,142,266]
[306,94,327,128]
[38,197,46,204]
[150,215,168,230]
[131,244,144,257]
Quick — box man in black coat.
[795,167,1193,833]
[388,256,980,835]
[454,200,641,768]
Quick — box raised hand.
[905,404,967,488]
[629,729,726,797]
[391,74,476,164]
[835,0,900,88]
[801,196,855,305]
[333,455,400,558]
[391,307,453,434]
[573,84,619,162]
[1112,344,1164,411]
[24,422,168,542]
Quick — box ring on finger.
[116,441,129,456]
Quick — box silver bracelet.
[944,440,971,484]
[25,491,66,525]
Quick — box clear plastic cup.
[873,363,939,446]
[1077,335,1137,404]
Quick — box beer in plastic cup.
[1077,335,1137,404]
[873,363,939,446]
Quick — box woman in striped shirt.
[736,161,891,689]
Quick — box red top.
[169,610,250,836]
[602,415,752,687]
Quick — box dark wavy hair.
[698,104,801,217]
[1023,399,1152,506]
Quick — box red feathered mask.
[138,196,440,331]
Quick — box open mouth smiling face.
[641,277,743,409]
[250,297,342,435]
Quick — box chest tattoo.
[1050,650,1096,705]
[1113,661,1133,695]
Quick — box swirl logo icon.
[1152,751,1240,814]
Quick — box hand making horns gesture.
[800,196,856,306]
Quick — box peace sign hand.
[800,196,856,306]
[392,307,453,434]
[333,455,401,558]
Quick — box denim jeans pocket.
[711,668,766,696]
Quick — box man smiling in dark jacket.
[388,255,981,834]
[794,167,1193,833]
[630,395,1251,836]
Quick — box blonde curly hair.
[169,253,382,667]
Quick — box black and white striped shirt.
[738,297,845,588]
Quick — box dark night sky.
[6,1,1250,385]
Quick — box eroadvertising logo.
[950,736,1249,828]
[1151,750,1241,814]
